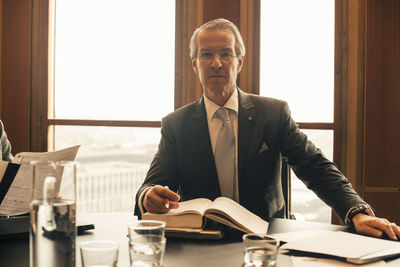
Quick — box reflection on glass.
[54,126,160,213]
[260,0,334,122]
[291,130,333,223]
[54,0,175,120]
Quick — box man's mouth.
[208,75,225,78]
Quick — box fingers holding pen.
[143,185,180,213]
[159,185,180,210]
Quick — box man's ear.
[192,58,198,75]
[237,56,244,73]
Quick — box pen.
[164,185,169,208]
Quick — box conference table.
[1,212,399,266]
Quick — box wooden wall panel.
[174,0,203,109]
[203,0,240,26]
[364,0,400,187]
[0,0,3,116]
[30,0,50,152]
[364,192,400,225]
[335,0,366,193]
[176,0,242,108]
[239,0,260,95]
[1,0,31,154]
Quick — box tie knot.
[215,108,230,121]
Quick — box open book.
[0,146,80,216]
[143,197,268,238]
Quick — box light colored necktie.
[214,108,236,200]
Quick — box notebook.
[0,214,94,240]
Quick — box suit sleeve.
[0,120,13,162]
[278,101,368,221]
[134,117,180,217]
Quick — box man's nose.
[210,55,222,69]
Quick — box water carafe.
[29,161,76,267]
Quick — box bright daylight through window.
[52,0,175,212]
[260,0,334,222]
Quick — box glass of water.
[242,234,279,267]
[128,220,166,267]
[80,240,119,267]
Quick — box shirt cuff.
[138,186,153,216]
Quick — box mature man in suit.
[135,18,400,240]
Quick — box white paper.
[0,161,9,182]
[291,256,387,267]
[281,231,400,263]
[0,146,80,216]
[272,229,331,243]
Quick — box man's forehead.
[199,47,233,52]
[197,29,236,49]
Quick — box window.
[260,0,335,222]
[50,0,175,212]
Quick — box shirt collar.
[204,88,239,121]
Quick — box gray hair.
[190,18,246,59]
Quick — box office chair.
[281,158,295,219]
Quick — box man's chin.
[204,86,235,96]
[205,81,228,90]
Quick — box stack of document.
[0,146,80,216]
[277,230,400,265]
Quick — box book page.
[205,197,268,234]
[143,198,212,229]
[0,146,80,216]
[165,198,212,216]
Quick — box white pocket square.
[259,142,269,154]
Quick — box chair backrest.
[281,158,294,219]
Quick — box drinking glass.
[128,220,166,267]
[80,240,119,267]
[242,233,280,267]
[29,160,77,267]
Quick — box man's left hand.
[353,213,400,241]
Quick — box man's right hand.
[143,185,180,213]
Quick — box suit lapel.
[189,98,213,156]
[237,89,257,184]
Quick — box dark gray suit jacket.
[0,120,13,161]
[135,89,367,222]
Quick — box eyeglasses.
[197,50,237,63]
